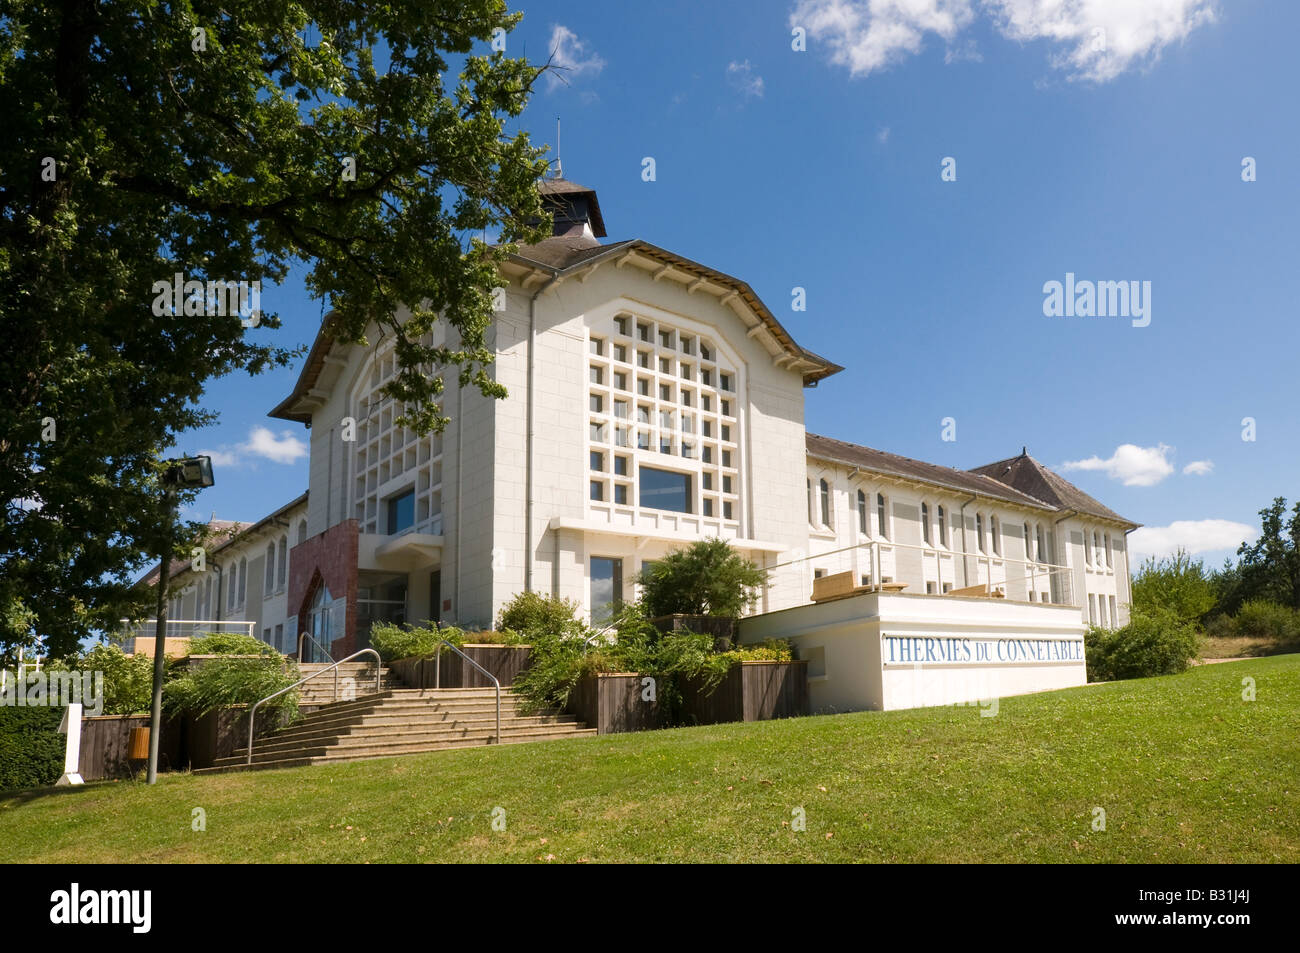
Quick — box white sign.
[883,635,1084,666]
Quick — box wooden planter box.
[678,660,809,726]
[77,714,183,780]
[649,614,738,651]
[389,644,533,690]
[183,705,290,770]
[565,673,662,735]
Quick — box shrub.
[163,655,300,719]
[1131,550,1217,626]
[189,632,280,656]
[369,622,475,661]
[73,644,155,715]
[0,707,65,791]
[638,538,767,619]
[498,591,587,640]
[1230,600,1300,644]
[1085,608,1201,682]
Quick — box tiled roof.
[969,452,1137,526]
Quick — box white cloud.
[790,0,1216,82]
[1129,519,1256,559]
[791,0,976,77]
[241,427,308,464]
[198,427,307,470]
[1182,460,1214,476]
[726,60,765,99]
[876,125,891,143]
[944,37,983,63]
[1060,443,1174,487]
[546,24,606,91]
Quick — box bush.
[163,655,300,719]
[498,591,587,640]
[73,644,155,715]
[188,632,281,656]
[1230,600,1300,643]
[1085,608,1201,682]
[0,707,65,791]
[638,538,767,619]
[1131,550,1217,627]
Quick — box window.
[659,356,672,374]
[721,450,731,467]
[589,365,602,385]
[723,474,733,494]
[614,485,628,505]
[975,514,985,553]
[274,623,284,652]
[227,564,236,611]
[659,383,671,402]
[590,480,604,502]
[615,315,629,336]
[613,344,627,363]
[720,372,733,391]
[877,493,889,539]
[1104,534,1112,568]
[1089,594,1097,624]
[721,424,731,442]
[703,499,714,517]
[990,516,1000,555]
[1085,531,1092,566]
[700,369,712,387]
[297,519,307,546]
[701,395,711,412]
[277,537,287,590]
[638,378,650,396]
[387,488,415,535]
[680,335,694,355]
[722,501,733,520]
[1099,596,1108,628]
[659,329,674,349]
[702,446,712,464]
[819,479,831,527]
[590,421,607,443]
[590,337,604,356]
[704,472,713,491]
[639,466,692,513]
[938,505,947,547]
[926,582,936,594]
[700,342,712,361]
[237,557,247,606]
[857,490,868,535]
[637,322,650,342]
[637,351,650,368]
[680,363,691,380]
[1109,595,1117,622]
[1024,522,1032,558]
[264,544,275,590]
[590,451,604,472]
[921,503,931,544]
[1037,525,1048,563]
[814,568,827,579]
[721,399,731,416]
[591,557,623,624]
[589,394,603,413]
[614,456,628,476]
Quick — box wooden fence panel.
[389,645,532,689]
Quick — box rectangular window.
[1089,594,1097,623]
[702,446,712,464]
[701,395,711,412]
[615,316,629,336]
[589,366,602,385]
[720,373,733,391]
[680,390,692,407]
[700,369,712,387]
[700,343,712,361]
[639,466,692,514]
[386,488,415,535]
[659,356,672,374]
[681,442,694,459]
[614,484,628,505]
[589,394,603,413]
[680,363,691,380]
[590,480,604,502]
[703,472,713,491]
[703,499,714,517]
[721,399,731,416]
[659,383,672,402]
[614,371,628,391]
[637,322,651,342]
[722,450,732,468]
[591,557,623,624]
[590,451,604,472]
[614,344,627,362]
[1109,595,1117,622]
[680,335,693,354]
[1099,597,1108,628]
[590,337,604,356]
[589,421,606,442]
[614,456,628,476]
[638,378,650,396]
[723,501,733,520]
[638,350,650,368]
[723,475,733,494]
[614,400,628,419]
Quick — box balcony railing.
[771,539,1077,608]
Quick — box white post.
[56,703,85,786]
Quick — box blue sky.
[185,0,1298,570]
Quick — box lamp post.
[146,455,214,785]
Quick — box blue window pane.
[639,466,692,514]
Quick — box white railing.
[118,619,258,653]
[771,539,1076,607]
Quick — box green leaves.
[2,1,550,654]
[638,538,768,619]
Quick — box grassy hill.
[1,655,1296,863]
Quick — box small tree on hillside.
[1131,549,1217,627]
[638,538,767,619]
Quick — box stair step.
[221,724,596,765]
[253,715,583,750]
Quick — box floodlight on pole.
[146,455,214,785]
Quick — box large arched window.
[237,556,247,606]
[937,505,948,547]
[264,544,275,590]
[819,479,830,527]
[227,563,237,611]
[877,493,888,539]
[921,503,931,544]
[297,519,307,546]
[277,536,287,590]
[857,490,868,535]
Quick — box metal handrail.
[297,631,335,663]
[246,648,382,765]
[583,620,619,652]
[431,639,500,744]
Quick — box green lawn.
[2,656,1297,863]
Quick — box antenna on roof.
[1021,446,1027,456]
[555,116,563,179]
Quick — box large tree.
[0,1,550,657]
[1217,497,1300,614]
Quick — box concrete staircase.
[196,687,596,773]
[295,661,400,708]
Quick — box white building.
[150,177,1137,676]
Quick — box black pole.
[146,492,175,785]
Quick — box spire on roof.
[535,176,607,239]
